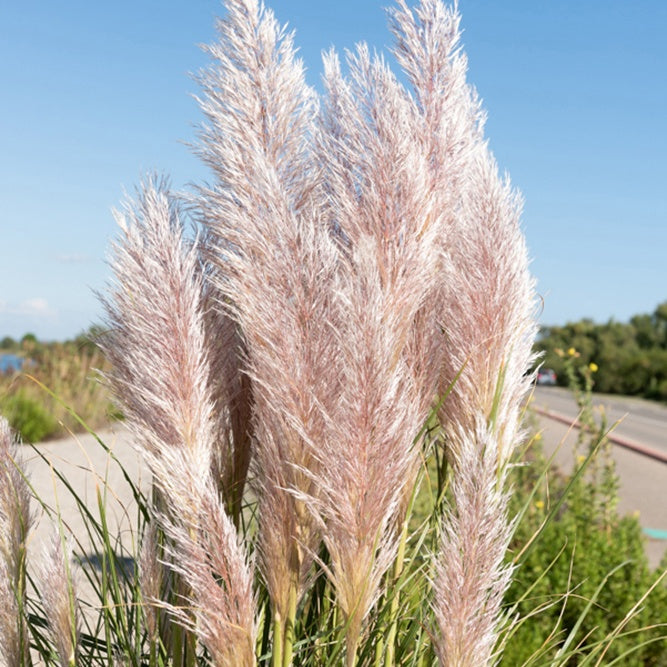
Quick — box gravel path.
[22,425,147,556]
[19,425,148,616]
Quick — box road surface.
[19,389,666,601]
[532,386,667,568]
[19,425,145,612]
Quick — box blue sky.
[1,1,665,340]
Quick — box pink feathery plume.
[390,0,536,463]
[388,0,486,407]
[389,3,537,663]
[438,144,538,463]
[37,533,80,667]
[195,0,339,634]
[430,147,536,666]
[201,279,253,524]
[101,179,215,479]
[151,447,257,666]
[101,179,256,656]
[313,43,446,660]
[0,417,32,667]
[430,120,536,667]
[432,421,514,667]
[138,521,162,647]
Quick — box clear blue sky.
[1,1,665,341]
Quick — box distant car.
[536,368,557,386]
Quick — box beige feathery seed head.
[100,178,216,480]
[38,533,80,667]
[0,416,31,667]
[151,448,256,666]
[388,0,484,217]
[0,417,30,590]
[196,0,339,622]
[433,421,515,667]
[392,4,537,466]
[387,0,486,409]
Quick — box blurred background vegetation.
[0,326,114,442]
[537,300,667,402]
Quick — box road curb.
[533,406,667,465]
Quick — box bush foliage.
[536,301,667,401]
[502,355,667,665]
[0,391,58,443]
[504,449,667,666]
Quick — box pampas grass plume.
[0,417,32,667]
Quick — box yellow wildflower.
[589,362,598,373]
[535,500,545,510]
[567,347,576,356]
[533,432,542,442]
[576,454,586,466]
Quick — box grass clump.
[0,0,665,665]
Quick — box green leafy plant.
[536,302,667,402]
[0,391,58,443]
[500,355,667,665]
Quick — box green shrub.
[502,451,667,665]
[0,330,114,440]
[0,391,58,442]
[536,300,667,402]
[500,354,667,665]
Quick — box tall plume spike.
[101,178,256,658]
[195,1,339,644]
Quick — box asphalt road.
[20,426,144,610]
[20,388,666,595]
[532,386,667,569]
[534,386,667,456]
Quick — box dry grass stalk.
[0,417,32,667]
[37,533,80,667]
[195,1,339,644]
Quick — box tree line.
[536,301,667,401]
